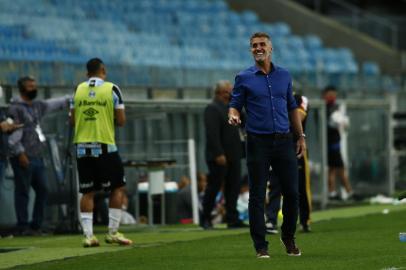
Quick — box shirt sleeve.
[286,77,298,111]
[43,95,70,113]
[298,108,307,118]
[7,105,25,155]
[229,74,245,112]
[112,84,125,109]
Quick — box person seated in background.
[120,191,136,225]
[177,173,207,224]
[236,175,249,222]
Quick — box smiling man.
[228,32,306,258]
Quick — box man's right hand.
[228,108,241,126]
[18,153,30,168]
[0,121,23,133]
[215,155,227,166]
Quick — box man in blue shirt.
[228,32,306,258]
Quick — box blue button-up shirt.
[229,63,297,134]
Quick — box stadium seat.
[0,0,385,89]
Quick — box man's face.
[323,90,337,105]
[24,80,36,91]
[21,79,37,101]
[100,65,107,80]
[250,37,272,63]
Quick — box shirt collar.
[10,96,29,105]
[87,77,104,87]
[253,62,277,75]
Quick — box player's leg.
[103,152,132,245]
[77,156,99,247]
[337,167,353,196]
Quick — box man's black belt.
[248,132,293,140]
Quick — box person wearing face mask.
[7,76,69,235]
[228,32,305,258]
[200,80,247,230]
[322,85,353,201]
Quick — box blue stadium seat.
[362,61,380,76]
[0,0,384,88]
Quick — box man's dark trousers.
[246,133,299,251]
[202,159,241,224]
[10,157,48,230]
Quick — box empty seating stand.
[0,0,387,90]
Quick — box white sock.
[108,208,122,235]
[80,212,93,238]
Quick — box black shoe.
[200,219,213,230]
[280,237,301,256]
[301,224,311,233]
[256,249,270,259]
[227,221,249,229]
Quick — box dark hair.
[323,85,337,93]
[17,76,35,92]
[250,32,271,44]
[86,58,104,75]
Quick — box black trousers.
[202,159,241,224]
[266,155,311,227]
[246,133,299,252]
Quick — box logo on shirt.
[78,100,107,107]
[83,108,99,121]
[89,90,96,98]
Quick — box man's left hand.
[296,137,306,158]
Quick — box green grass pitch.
[1,204,405,270]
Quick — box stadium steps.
[226,0,402,75]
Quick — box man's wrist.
[297,133,306,139]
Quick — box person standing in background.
[201,80,246,229]
[8,76,69,235]
[265,93,312,234]
[322,86,353,200]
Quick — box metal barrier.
[0,86,396,228]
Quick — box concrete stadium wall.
[227,0,403,75]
